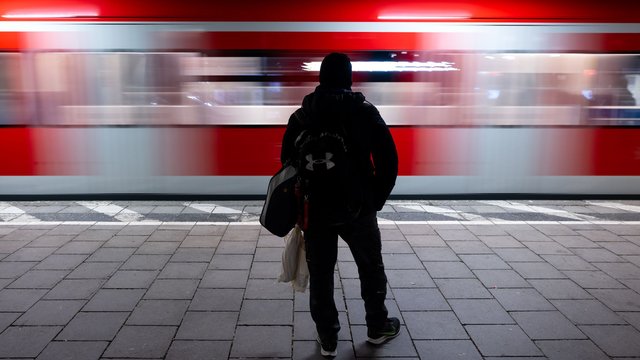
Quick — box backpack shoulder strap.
[293,108,309,127]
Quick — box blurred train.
[1,0,640,197]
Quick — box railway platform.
[1,199,640,359]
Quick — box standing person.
[281,53,399,357]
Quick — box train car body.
[0,1,639,196]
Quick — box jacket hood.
[301,86,366,121]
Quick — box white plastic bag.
[278,225,309,292]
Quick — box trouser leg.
[304,228,340,337]
[341,212,388,330]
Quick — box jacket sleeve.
[368,106,399,211]
[280,110,303,165]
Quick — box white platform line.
[0,202,40,222]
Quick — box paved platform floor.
[0,200,640,359]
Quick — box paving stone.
[0,312,20,333]
[382,253,424,269]
[36,340,108,360]
[571,248,624,262]
[209,254,254,270]
[511,311,586,340]
[459,254,510,270]
[44,279,103,300]
[254,247,282,262]
[103,325,176,358]
[510,262,567,279]
[386,269,435,288]
[423,261,474,278]
[55,241,103,254]
[170,248,215,262]
[176,312,238,340]
[406,235,447,247]
[294,311,351,340]
[563,270,626,289]
[4,247,57,262]
[404,311,467,339]
[493,248,543,262]
[414,340,483,360]
[0,261,37,278]
[535,225,577,237]
[0,288,47,311]
[250,261,281,279]
[181,235,221,248]
[103,235,147,247]
[83,289,145,311]
[222,227,260,241]
[551,299,626,325]
[27,235,73,247]
[448,241,494,255]
[144,279,199,299]
[239,299,293,325]
[120,254,171,270]
[158,262,207,279]
[436,229,478,241]
[189,225,227,236]
[541,255,597,271]
[66,262,120,279]
[508,230,553,242]
[551,235,599,248]
[293,340,355,360]
[14,300,85,326]
[34,255,88,270]
[230,325,291,358]
[351,325,418,357]
[579,325,640,357]
[473,269,530,288]
[127,300,190,325]
[577,230,623,242]
[588,289,640,311]
[466,324,543,357]
[466,225,508,236]
[244,279,294,299]
[478,235,524,248]
[57,312,128,340]
[536,339,610,360]
[449,299,515,325]
[8,270,68,289]
[215,241,258,255]
[0,326,62,358]
[200,270,249,288]
[104,270,158,288]
[414,247,459,261]
[598,241,640,255]
[136,241,181,255]
[490,288,555,311]
[165,340,231,360]
[117,225,159,236]
[528,279,593,300]
[86,248,135,262]
[189,289,244,311]
[392,288,450,310]
[2,229,48,241]
[593,262,640,279]
[397,223,436,235]
[620,312,640,331]
[523,242,573,255]
[147,230,189,242]
[435,278,492,299]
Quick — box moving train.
[0,0,639,196]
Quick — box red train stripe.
[0,127,35,175]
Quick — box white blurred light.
[582,90,594,100]
[488,90,501,100]
[302,61,459,72]
[2,9,98,18]
[378,11,471,20]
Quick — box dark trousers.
[304,211,388,338]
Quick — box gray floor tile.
[459,254,510,270]
[103,235,147,248]
[491,288,556,311]
[250,261,281,279]
[414,247,459,261]
[216,241,256,255]
[103,270,158,288]
[176,312,238,340]
[620,312,640,331]
[423,261,474,278]
[392,288,450,311]
[117,225,159,236]
[244,279,294,299]
[4,247,56,262]
[239,299,293,325]
[103,325,176,358]
[551,299,626,325]
[147,230,189,242]
[523,242,573,255]
[135,241,181,255]
[200,270,249,288]
[474,269,530,288]
[127,300,190,325]
[8,270,68,289]
[541,255,597,271]
[406,235,447,248]
[414,340,483,360]
[478,235,524,248]
[563,270,626,289]
[0,326,62,358]
[588,289,640,311]
[44,279,103,300]
[144,279,199,299]
[448,241,494,255]
[536,339,610,360]
[14,300,85,326]
[27,235,73,247]
[190,288,244,311]
[56,312,128,340]
[230,326,292,358]
[551,235,599,248]
[435,278,492,299]
[165,340,231,360]
[170,248,216,263]
[579,325,640,357]
[436,229,478,241]
[0,288,47,311]
[55,241,103,254]
[404,311,468,339]
[466,324,543,357]
[593,262,640,279]
[0,261,37,278]
[0,312,20,333]
[34,254,88,270]
[386,269,435,288]
[571,248,624,262]
[36,340,108,360]
[528,279,593,300]
[82,289,145,311]
[450,299,514,325]
[382,253,424,269]
[66,262,120,279]
[493,248,544,262]
[159,262,207,279]
[511,262,567,279]
[511,311,586,340]
[189,225,227,236]
[86,247,135,262]
[120,254,171,270]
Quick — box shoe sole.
[366,330,400,345]
[316,336,337,357]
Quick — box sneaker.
[367,317,401,345]
[316,334,338,357]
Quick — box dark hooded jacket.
[281,86,398,212]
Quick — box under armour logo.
[305,153,335,171]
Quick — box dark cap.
[319,52,352,89]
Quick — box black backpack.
[293,108,363,229]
